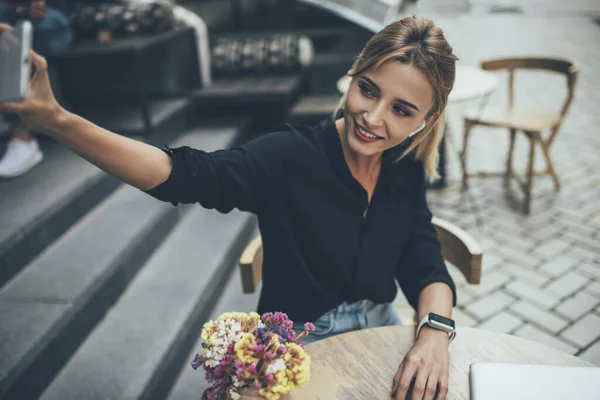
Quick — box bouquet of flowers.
[192,311,315,400]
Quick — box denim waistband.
[334,299,371,314]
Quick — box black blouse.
[144,118,457,323]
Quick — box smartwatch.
[415,313,456,342]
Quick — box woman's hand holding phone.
[0,23,65,135]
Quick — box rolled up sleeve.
[395,178,457,311]
[144,131,289,214]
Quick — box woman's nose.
[364,104,385,127]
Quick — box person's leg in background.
[0,4,72,178]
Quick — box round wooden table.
[292,326,594,399]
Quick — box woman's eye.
[393,106,410,117]
[359,84,375,98]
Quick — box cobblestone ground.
[393,2,600,365]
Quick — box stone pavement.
[393,3,600,366]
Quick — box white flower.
[266,358,286,375]
[230,389,241,400]
[203,317,247,367]
[232,376,242,388]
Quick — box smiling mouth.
[354,121,383,140]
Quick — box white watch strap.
[415,314,456,342]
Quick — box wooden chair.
[460,57,579,214]
[238,217,482,322]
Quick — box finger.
[437,373,449,400]
[30,50,47,69]
[0,24,17,50]
[0,101,23,113]
[2,31,18,46]
[422,371,438,400]
[410,367,429,400]
[392,362,404,395]
[395,360,418,400]
[30,50,48,78]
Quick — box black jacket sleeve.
[395,169,458,311]
[143,131,291,214]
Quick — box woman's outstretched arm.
[45,111,172,191]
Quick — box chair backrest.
[239,217,482,294]
[481,56,579,126]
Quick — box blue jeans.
[293,300,403,345]
[1,5,73,125]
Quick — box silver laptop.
[470,362,600,400]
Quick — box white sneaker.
[0,138,44,178]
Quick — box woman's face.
[344,61,434,157]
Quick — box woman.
[0,17,458,400]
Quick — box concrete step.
[0,137,121,289]
[39,208,256,400]
[0,183,179,400]
[38,131,257,400]
[75,97,192,137]
[0,122,247,400]
[0,98,192,290]
[289,94,341,125]
[166,231,261,400]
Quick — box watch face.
[430,313,455,329]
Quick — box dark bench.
[48,27,200,134]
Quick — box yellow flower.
[243,312,261,332]
[282,343,311,387]
[234,333,258,365]
[201,320,215,344]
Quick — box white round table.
[293,326,594,399]
[336,65,498,102]
[449,65,498,103]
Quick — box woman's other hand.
[391,327,450,400]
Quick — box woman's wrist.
[417,325,450,345]
[45,106,73,138]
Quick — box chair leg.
[461,119,474,190]
[523,132,537,214]
[505,128,517,185]
[538,136,560,191]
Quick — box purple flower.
[191,353,201,370]
[304,322,315,333]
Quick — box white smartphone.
[0,20,33,103]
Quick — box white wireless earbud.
[408,122,426,138]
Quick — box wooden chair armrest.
[239,235,263,293]
[432,217,482,284]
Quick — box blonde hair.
[334,16,458,180]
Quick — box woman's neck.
[335,118,382,179]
